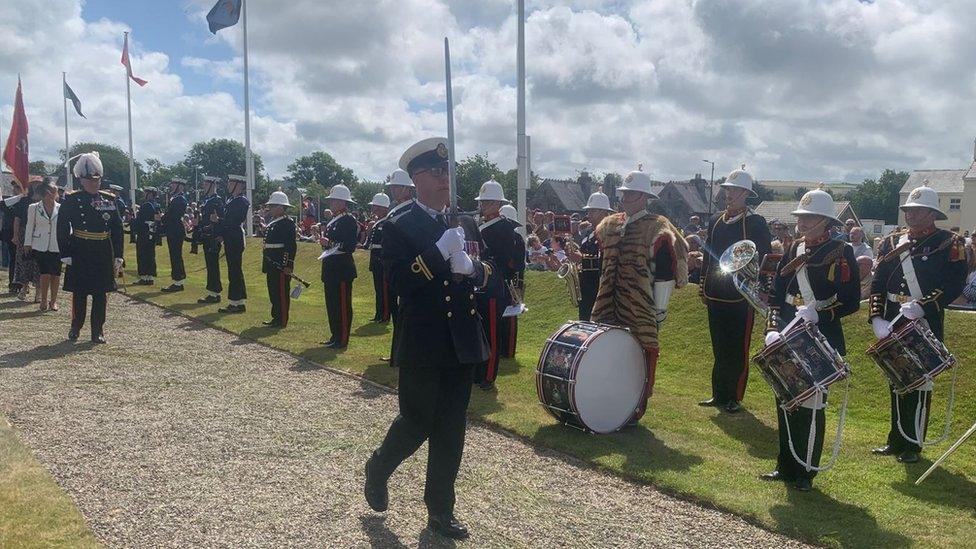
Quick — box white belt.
[264,243,284,249]
[785,293,837,310]
[887,292,912,304]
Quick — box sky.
[3,0,976,184]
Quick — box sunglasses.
[414,165,449,178]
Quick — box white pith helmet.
[721,164,758,197]
[901,180,947,220]
[265,191,292,208]
[369,193,391,208]
[326,184,356,203]
[474,180,509,203]
[791,186,839,222]
[617,167,658,198]
[583,191,613,211]
[387,168,414,188]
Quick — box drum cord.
[783,377,850,473]
[894,362,958,447]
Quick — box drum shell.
[866,319,955,395]
[753,322,850,412]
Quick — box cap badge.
[436,143,449,159]
[909,188,921,201]
[800,193,813,206]
[624,174,634,184]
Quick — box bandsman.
[132,186,161,285]
[498,203,526,358]
[261,191,297,328]
[578,191,613,321]
[591,169,688,424]
[160,177,188,293]
[473,180,514,389]
[699,166,772,413]
[762,188,860,491]
[218,175,250,313]
[56,152,124,343]
[869,182,968,463]
[364,192,392,323]
[319,184,358,348]
[196,176,225,304]
[381,169,416,365]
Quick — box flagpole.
[516,0,528,234]
[63,72,72,190]
[124,32,137,206]
[242,0,254,236]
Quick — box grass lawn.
[0,416,100,548]
[122,240,976,548]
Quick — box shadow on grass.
[168,301,214,313]
[0,309,48,322]
[362,363,399,392]
[769,485,911,548]
[359,515,410,549]
[0,340,94,368]
[354,322,390,337]
[709,408,778,459]
[892,458,976,516]
[469,382,505,417]
[531,423,704,476]
[239,324,286,341]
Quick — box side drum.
[867,318,955,395]
[536,321,646,434]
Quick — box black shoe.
[794,478,813,492]
[262,320,281,327]
[724,401,742,413]
[133,279,152,286]
[698,398,720,407]
[872,445,895,456]
[759,470,785,482]
[160,284,184,293]
[897,451,920,463]
[197,295,221,304]
[364,458,389,512]
[91,335,106,344]
[67,329,80,341]
[427,514,470,540]
[379,356,391,362]
[218,304,246,314]
[324,341,347,349]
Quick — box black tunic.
[701,210,773,304]
[262,216,297,273]
[321,212,359,283]
[57,190,124,294]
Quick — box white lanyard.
[795,242,817,306]
[897,234,923,300]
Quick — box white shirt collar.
[390,198,414,216]
[416,200,447,220]
[267,215,286,226]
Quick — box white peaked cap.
[474,180,509,203]
[265,191,292,207]
[369,193,391,208]
[73,152,103,179]
[901,180,947,220]
[326,184,356,203]
[387,168,415,188]
[584,191,613,211]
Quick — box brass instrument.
[719,239,770,317]
[557,261,582,306]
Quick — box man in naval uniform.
[196,176,225,304]
[319,184,359,348]
[261,191,297,328]
[578,191,613,321]
[474,180,515,389]
[132,186,161,285]
[218,175,250,313]
[364,192,392,323]
[160,177,188,293]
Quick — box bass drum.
[536,321,646,434]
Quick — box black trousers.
[883,309,943,453]
[225,246,246,301]
[475,297,502,385]
[71,291,107,337]
[707,301,755,404]
[776,400,826,481]
[372,363,475,516]
[578,275,598,321]
[389,286,400,366]
[371,269,390,322]
[324,278,352,346]
[266,270,290,326]
[135,237,156,277]
[499,315,517,358]
[166,234,186,282]
[5,241,19,289]
[204,250,223,294]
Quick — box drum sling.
[781,378,850,473]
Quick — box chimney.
[578,171,592,200]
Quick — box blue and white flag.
[63,80,85,118]
[207,0,242,34]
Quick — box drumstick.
[915,419,976,485]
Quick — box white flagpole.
[124,32,137,206]
[63,72,72,190]
[242,0,254,236]
[444,37,457,214]
[516,0,528,234]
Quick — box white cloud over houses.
[3,0,976,184]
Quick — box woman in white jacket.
[23,182,62,311]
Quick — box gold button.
[445,296,451,302]
[447,312,453,318]
[469,294,474,299]
[470,309,476,315]
[443,280,449,286]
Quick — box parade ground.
[0,245,973,548]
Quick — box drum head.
[573,328,646,434]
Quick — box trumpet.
[557,261,582,306]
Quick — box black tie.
[436,214,448,229]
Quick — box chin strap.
[653,280,675,324]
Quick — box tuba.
[719,239,769,317]
[557,261,582,306]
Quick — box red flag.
[121,33,148,87]
[3,77,29,186]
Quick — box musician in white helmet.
[578,191,613,321]
[869,182,968,463]
[261,191,297,328]
[497,203,526,358]
[319,184,359,349]
[364,192,392,323]
[699,166,773,413]
[590,169,688,425]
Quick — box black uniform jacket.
[133,200,159,240]
[219,195,250,251]
[199,194,224,238]
[57,190,124,294]
[162,193,187,238]
[321,212,359,282]
[364,217,386,273]
[869,228,967,322]
[384,202,494,368]
[768,238,860,354]
[262,216,297,274]
[578,229,601,284]
[701,209,772,303]
[479,216,522,302]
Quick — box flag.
[207,0,242,34]
[121,33,148,87]
[3,77,29,186]
[63,79,86,118]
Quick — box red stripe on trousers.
[507,317,517,357]
[280,272,289,327]
[736,308,754,402]
[486,298,498,381]
[339,281,349,346]
[632,346,660,422]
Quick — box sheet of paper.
[317,247,341,261]
[503,303,527,318]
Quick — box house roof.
[900,169,967,194]
[539,179,589,211]
[754,200,856,223]
[965,161,976,181]
[667,181,709,212]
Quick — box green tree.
[28,160,50,177]
[286,151,357,189]
[750,180,775,204]
[179,139,265,185]
[793,186,809,200]
[65,142,143,193]
[351,181,385,210]
[848,169,909,224]
[456,154,504,211]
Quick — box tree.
[848,169,909,224]
[456,154,504,211]
[65,142,143,193]
[179,139,265,185]
[286,151,357,190]
[793,186,809,200]
[28,160,50,177]
[351,181,385,209]
[750,180,775,204]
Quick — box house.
[754,200,860,228]
[898,146,976,231]
[647,176,712,225]
[759,180,858,200]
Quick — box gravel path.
[0,293,810,548]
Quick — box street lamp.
[702,159,715,215]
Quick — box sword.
[915,419,976,485]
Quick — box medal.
[103,213,110,220]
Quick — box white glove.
[450,250,475,276]
[871,317,892,340]
[764,331,782,347]
[796,305,818,324]
[61,257,72,266]
[115,258,124,268]
[436,227,465,260]
[900,300,924,320]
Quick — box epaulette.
[99,190,114,198]
[65,190,79,195]
[806,240,847,268]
